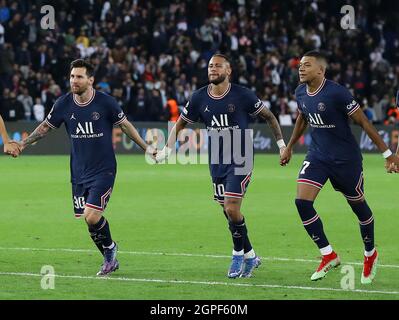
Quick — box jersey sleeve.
[45,98,64,129]
[246,91,265,116]
[336,86,360,116]
[109,97,127,125]
[180,94,200,123]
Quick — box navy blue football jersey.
[295,78,362,163]
[180,83,264,177]
[45,89,126,184]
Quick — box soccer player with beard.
[280,51,399,284]
[156,54,286,278]
[16,59,156,276]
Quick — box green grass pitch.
[0,154,398,300]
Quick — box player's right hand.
[385,154,399,173]
[4,141,22,158]
[280,146,292,166]
[155,146,172,163]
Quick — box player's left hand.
[387,161,399,173]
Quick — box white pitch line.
[0,271,398,296]
[0,246,399,269]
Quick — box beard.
[209,74,227,85]
[71,85,88,95]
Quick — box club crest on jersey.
[317,102,326,111]
[92,112,100,120]
[227,104,235,113]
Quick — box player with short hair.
[1,115,20,157]
[280,51,399,284]
[156,54,286,278]
[16,59,156,276]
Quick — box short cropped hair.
[303,50,328,67]
[70,59,95,77]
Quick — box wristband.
[382,149,393,159]
[277,139,286,149]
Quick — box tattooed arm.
[19,121,53,151]
[256,107,284,142]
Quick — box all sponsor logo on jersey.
[71,121,104,138]
[307,113,335,128]
[211,114,229,127]
[76,122,94,134]
[308,113,324,125]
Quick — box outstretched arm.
[350,108,399,171]
[256,107,286,161]
[280,112,308,166]
[119,118,149,152]
[256,107,284,142]
[20,121,53,151]
[156,116,188,162]
[0,115,10,144]
[1,116,20,156]
[166,116,188,148]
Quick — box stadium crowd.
[0,0,399,125]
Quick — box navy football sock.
[88,224,105,255]
[348,201,375,252]
[295,199,330,249]
[224,211,252,253]
[228,218,248,253]
[88,216,113,250]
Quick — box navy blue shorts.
[72,175,115,218]
[297,154,364,201]
[212,172,252,204]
